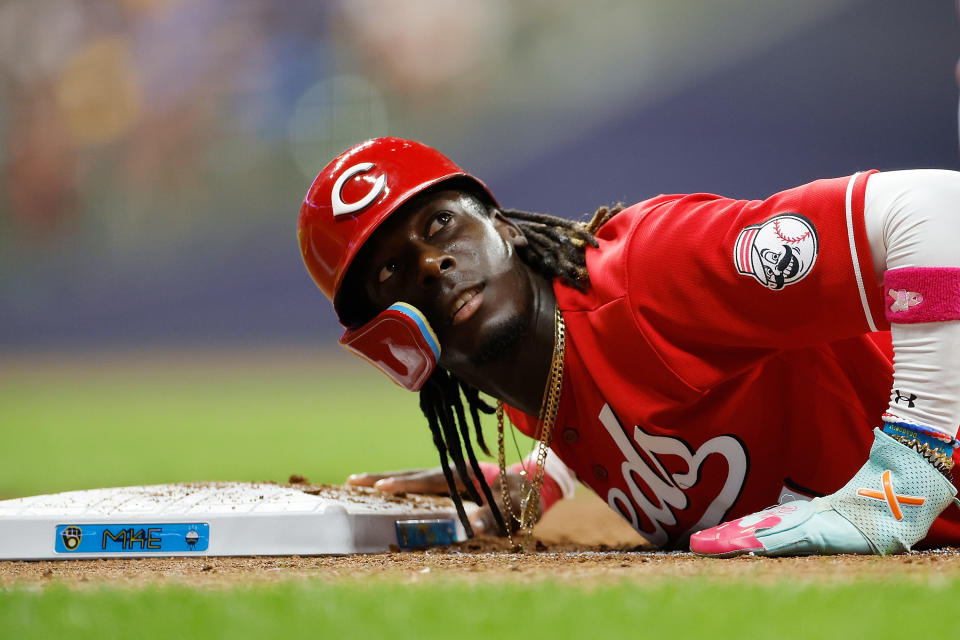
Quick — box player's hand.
[690,429,958,556]
[346,468,457,495]
[346,467,532,536]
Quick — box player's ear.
[491,210,528,249]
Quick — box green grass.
[0,349,533,499]
[3,578,959,640]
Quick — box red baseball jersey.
[505,171,960,549]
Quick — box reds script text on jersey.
[504,172,960,549]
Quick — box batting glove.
[689,428,959,556]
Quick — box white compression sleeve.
[864,170,960,438]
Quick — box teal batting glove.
[690,429,959,556]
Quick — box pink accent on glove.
[884,267,960,323]
[689,513,783,555]
[475,461,563,513]
[477,461,501,490]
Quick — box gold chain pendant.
[496,305,565,552]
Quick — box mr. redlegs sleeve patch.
[734,213,819,290]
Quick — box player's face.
[351,189,534,371]
[759,245,800,290]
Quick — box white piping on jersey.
[845,171,878,332]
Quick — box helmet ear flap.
[339,303,440,391]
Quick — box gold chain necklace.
[496,304,565,551]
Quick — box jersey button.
[592,465,608,481]
[561,428,579,444]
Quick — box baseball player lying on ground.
[298,137,960,555]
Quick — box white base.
[0,482,471,559]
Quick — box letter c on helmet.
[331,162,387,216]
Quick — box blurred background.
[1,0,957,497]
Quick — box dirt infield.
[5,490,960,589]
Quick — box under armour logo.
[893,390,917,408]
[888,289,923,313]
[856,469,925,521]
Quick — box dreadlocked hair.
[418,368,507,537]
[500,204,623,291]
[418,202,624,539]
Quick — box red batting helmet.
[297,137,497,324]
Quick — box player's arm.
[690,170,960,556]
[624,172,887,371]
[346,451,578,535]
